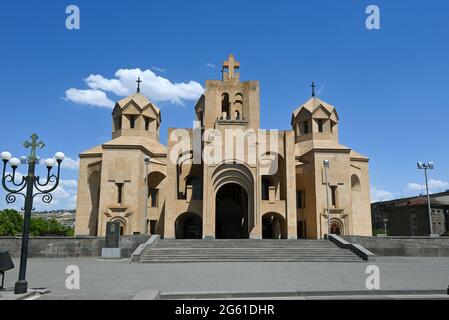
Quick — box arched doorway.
[175,212,202,239]
[330,219,344,236]
[215,183,249,239]
[262,213,286,239]
[111,217,126,236]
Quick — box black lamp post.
[1,133,64,294]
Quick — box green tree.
[0,209,74,236]
[0,209,23,236]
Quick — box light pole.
[1,134,64,294]
[323,159,330,239]
[417,161,436,236]
[144,156,150,234]
[383,217,388,236]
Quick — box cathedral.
[74,54,372,239]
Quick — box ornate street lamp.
[417,161,436,236]
[323,159,330,238]
[1,134,64,294]
[144,156,150,234]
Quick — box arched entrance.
[262,212,286,239]
[111,217,126,236]
[175,212,202,239]
[330,219,344,236]
[215,183,249,239]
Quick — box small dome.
[116,92,161,116]
[291,97,336,120]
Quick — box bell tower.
[196,54,260,130]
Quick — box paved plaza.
[1,257,449,299]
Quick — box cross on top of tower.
[222,54,240,81]
[136,77,142,93]
[311,81,316,97]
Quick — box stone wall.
[0,235,150,258]
[343,236,449,257]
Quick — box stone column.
[285,132,298,239]
[203,166,215,239]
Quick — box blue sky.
[0,0,448,210]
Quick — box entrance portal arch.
[262,212,286,239]
[215,183,248,239]
[211,162,255,239]
[175,212,202,239]
[330,218,344,236]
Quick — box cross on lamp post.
[1,134,65,294]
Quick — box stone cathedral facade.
[75,54,372,239]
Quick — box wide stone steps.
[139,239,363,263]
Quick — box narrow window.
[144,117,150,131]
[116,183,124,204]
[130,115,136,129]
[331,186,337,206]
[221,93,230,119]
[262,178,270,200]
[149,188,158,207]
[115,117,122,130]
[296,190,305,208]
[303,121,309,134]
[317,119,324,133]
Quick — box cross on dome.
[136,77,142,93]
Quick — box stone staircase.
[139,239,363,263]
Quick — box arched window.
[221,93,230,119]
[186,176,202,200]
[111,217,127,236]
[235,93,243,120]
[351,174,361,191]
[330,220,344,235]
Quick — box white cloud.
[65,88,114,108]
[65,68,204,108]
[33,180,77,210]
[59,179,78,188]
[371,186,394,202]
[85,75,129,96]
[60,157,79,170]
[205,62,216,68]
[39,157,79,170]
[406,179,449,194]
